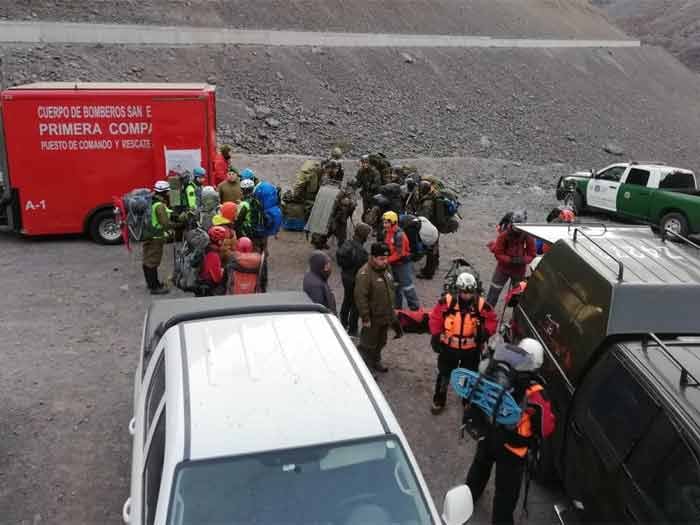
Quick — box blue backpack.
[253,181,282,237]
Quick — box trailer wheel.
[660,212,689,240]
[563,191,584,215]
[89,209,122,245]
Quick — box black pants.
[420,242,440,278]
[340,276,359,335]
[466,435,526,525]
[433,346,481,406]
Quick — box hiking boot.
[373,362,389,373]
[150,286,170,295]
[431,401,445,415]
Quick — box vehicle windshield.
[167,436,433,525]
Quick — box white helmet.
[153,180,170,193]
[517,338,544,371]
[241,178,255,191]
[455,272,477,293]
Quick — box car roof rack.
[572,227,625,281]
[660,228,700,250]
[643,333,700,387]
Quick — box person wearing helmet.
[211,208,237,263]
[353,154,383,221]
[383,210,420,311]
[235,178,268,291]
[218,168,243,204]
[465,337,554,525]
[197,185,220,230]
[354,242,402,373]
[184,166,206,210]
[141,180,173,295]
[239,168,257,184]
[486,209,536,307]
[428,271,497,414]
[227,236,264,294]
[310,160,355,250]
[535,206,577,255]
[196,226,227,296]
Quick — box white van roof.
[163,301,387,460]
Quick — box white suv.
[123,292,473,525]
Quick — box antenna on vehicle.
[644,333,700,388]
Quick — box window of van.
[583,353,657,466]
[625,168,650,187]
[627,411,700,522]
[145,353,165,438]
[144,410,166,525]
[659,171,695,190]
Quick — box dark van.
[514,224,700,523]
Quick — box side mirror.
[442,485,474,525]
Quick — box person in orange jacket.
[228,237,264,294]
[428,272,497,414]
[382,211,420,310]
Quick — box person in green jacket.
[142,180,173,295]
[354,242,403,373]
[185,167,206,210]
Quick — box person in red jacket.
[485,210,536,307]
[197,226,227,296]
[383,211,420,310]
[213,144,236,187]
[428,272,497,414]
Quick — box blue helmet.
[193,166,206,178]
[240,168,256,180]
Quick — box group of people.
[140,144,275,296]
[298,201,573,525]
[141,144,571,524]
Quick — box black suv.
[513,224,700,523]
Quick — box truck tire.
[89,209,122,245]
[660,212,689,239]
[563,191,584,215]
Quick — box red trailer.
[0,82,217,243]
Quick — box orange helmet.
[221,201,238,222]
[237,236,253,253]
[208,226,228,244]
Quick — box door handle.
[609,185,617,189]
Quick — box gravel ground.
[0,154,567,524]
[0,0,624,39]
[3,43,700,172]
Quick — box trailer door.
[149,97,211,186]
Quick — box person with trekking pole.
[464,338,555,525]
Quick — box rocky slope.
[4,43,700,172]
[1,0,625,38]
[593,0,700,72]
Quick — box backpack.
[444,258,483,295]
[434,187,461,234]
[368,152,392,176]
[120,188,157,242]
[173,227,209,292]
[336,240,362,270]
[254,181,283,237]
